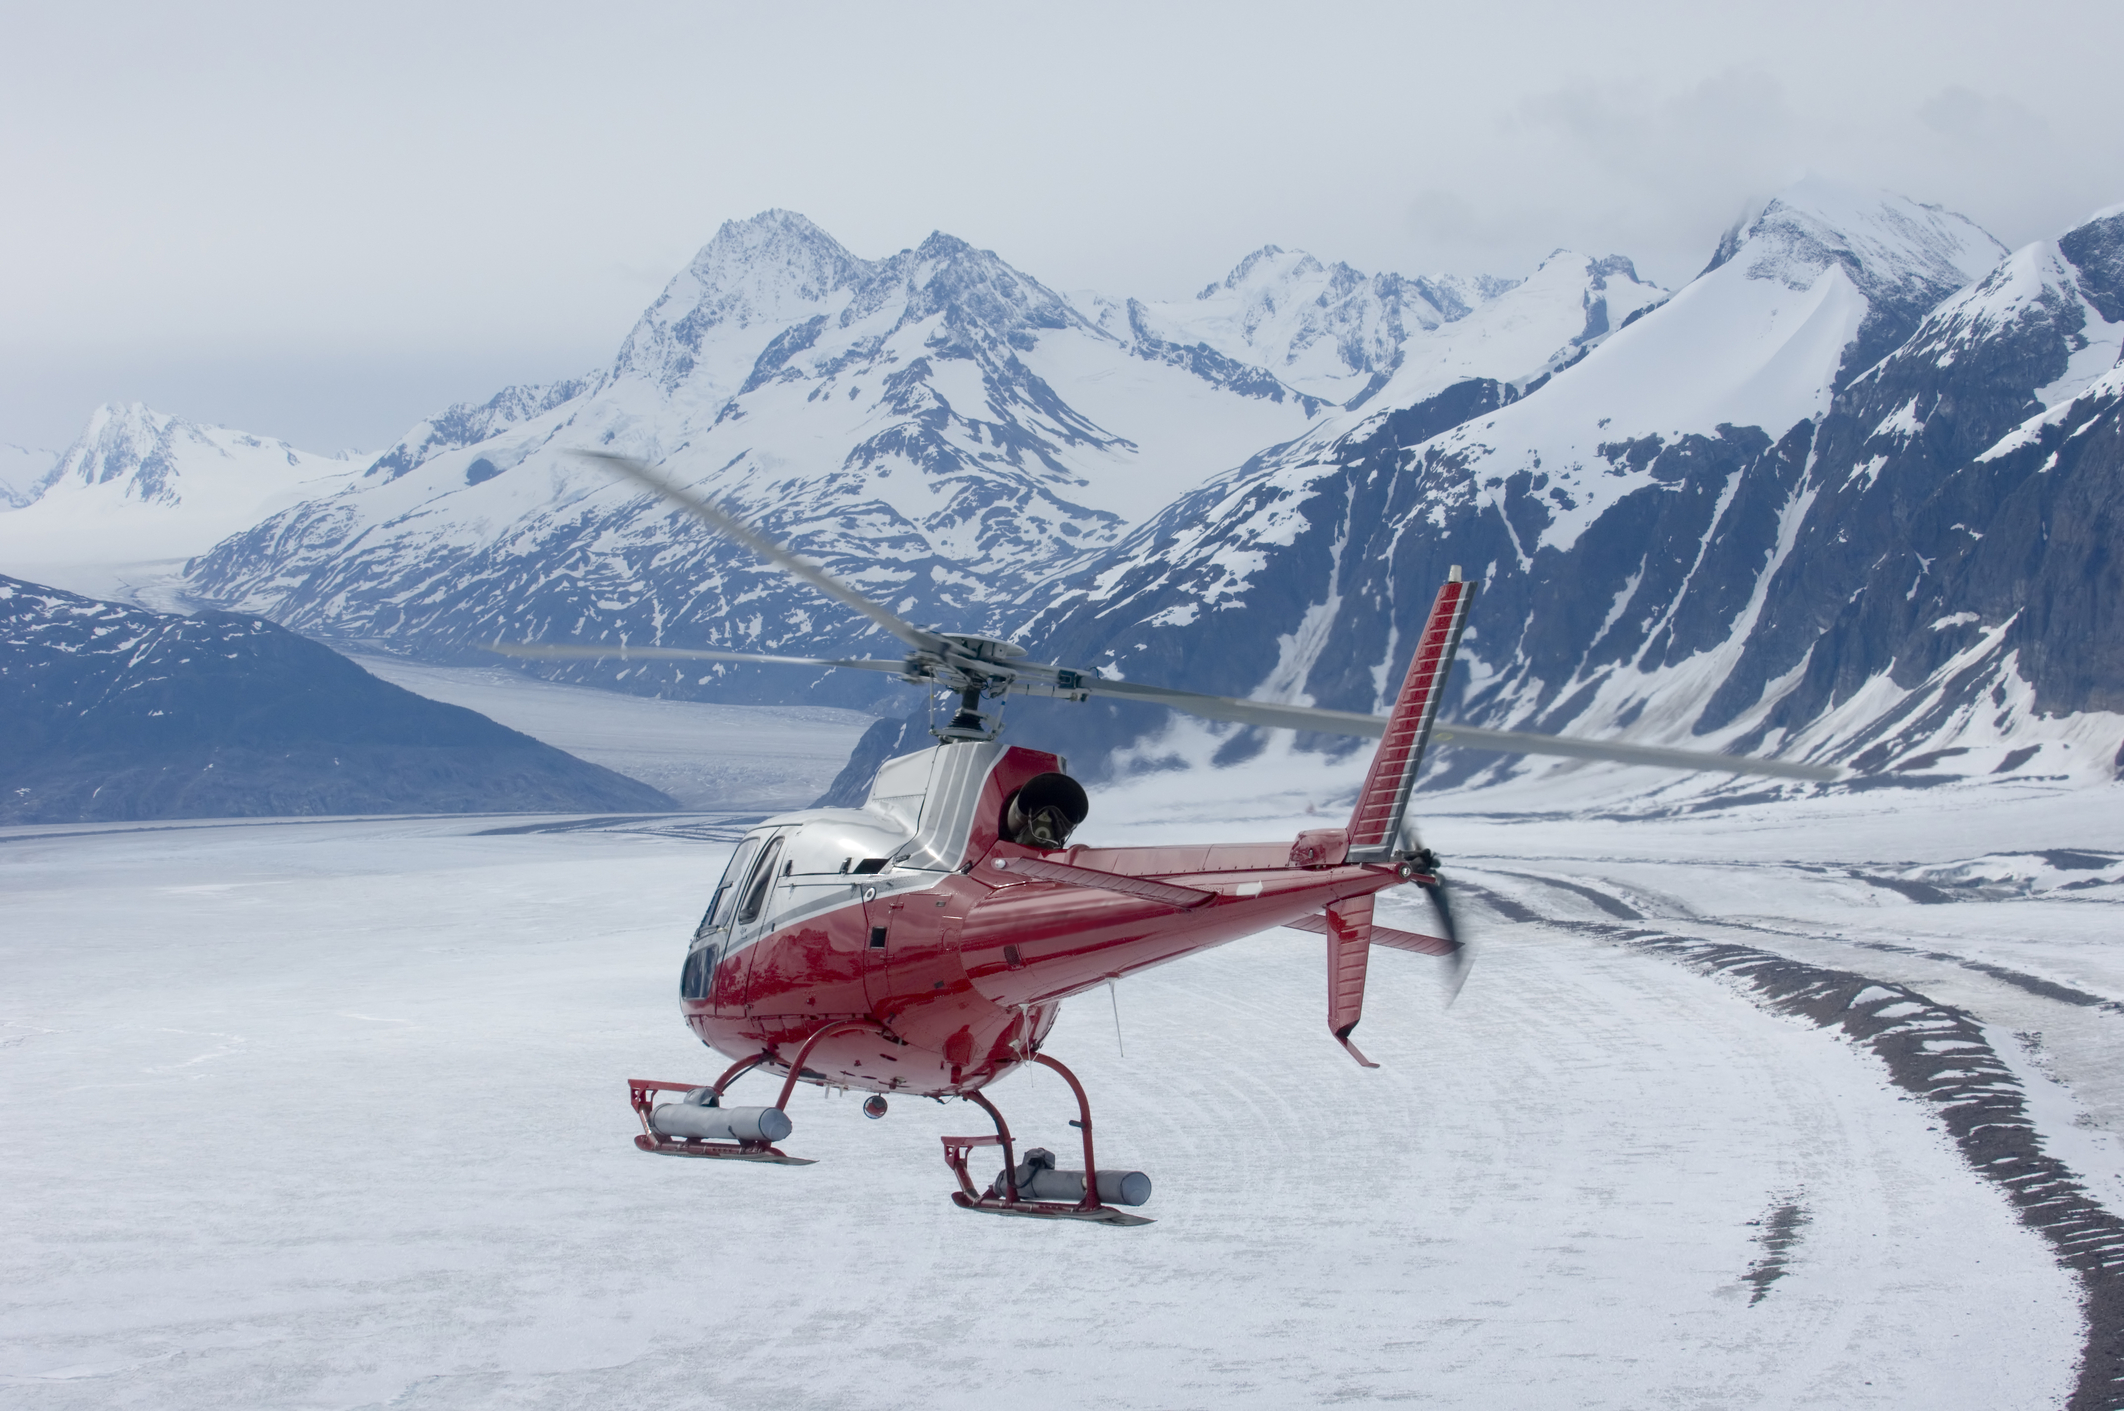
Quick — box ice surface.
[2,753,2105,1408]
[342,650,874,810]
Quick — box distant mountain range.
[0,441,58,509]
[0,575,674,824]
[170,211,1653,718]
[5,182,2120,797]
[0,406,360,601]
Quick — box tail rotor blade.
[1420,874,1470,1006]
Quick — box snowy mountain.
[1726,205,2124,774]
[0,574,675,823]
[147,186,2124,792]
[1013,184,2124,789]
[1071,248,1542,407]
[180,212,1636,711]
[0,403,360,597]
[0,441,59,509]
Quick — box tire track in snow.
[1457,870,2124,1411]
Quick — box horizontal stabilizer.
[987,856,1215,909]
[1284,912,1460,958]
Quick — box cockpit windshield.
[736,836,784,925]
[697,835,762,937]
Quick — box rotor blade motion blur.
[1074,679,1837,781]
[1432,724,1838,781]
[485,643,908,675]
[572,450,951,657]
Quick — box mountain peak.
[879,231,1079,350]
[1705,177,2009,384]
[1732,177,2005,303]
[676,208,865,313]
[1202,245,1328,300]
[62,403,195,498]
[912,229,976,261]
[615,210,866,391]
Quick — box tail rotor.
[1418,868,1470,1005]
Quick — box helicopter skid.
[632,1133,816,1165]
[949,1190,1153,1226]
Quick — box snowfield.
[5,753,2114,1408]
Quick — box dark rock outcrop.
[0,576,676,824]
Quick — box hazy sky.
[5,0,2121,454]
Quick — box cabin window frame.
[698,835,764,937]
[735,835,786,926]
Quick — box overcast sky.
[4,0,2121,454]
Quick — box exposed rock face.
[0,576,676,823]
[1007,193,2121,787]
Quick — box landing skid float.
[494,452,1840,1224]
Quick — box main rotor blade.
[1072,677,1386,735]
[1071,677,1839,781]
[484,643,909,674]
[572,450,952,657]
[1432,724,1840,781]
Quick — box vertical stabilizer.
[1325,894,1380,1068]
[1346,571,1475,863]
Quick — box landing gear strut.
[940,1053,1153,1226]
[627,1019,890,1164]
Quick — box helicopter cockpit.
[680,806,923,1001]
[678,743,1093,1005]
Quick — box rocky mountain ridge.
[0,574,676,823]
[1010,186,2121,790]
[169,212,1652,717]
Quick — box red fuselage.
[681,742,1409,1097]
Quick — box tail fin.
[1324,894,1380,1068]
[1346,570,1475,863]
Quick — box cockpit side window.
[698,836,762,937]
[736,835,785,926]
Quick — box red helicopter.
[500,453,1835,1226]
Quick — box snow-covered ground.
[340,651,875,810]
[5,740,2114,1407]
